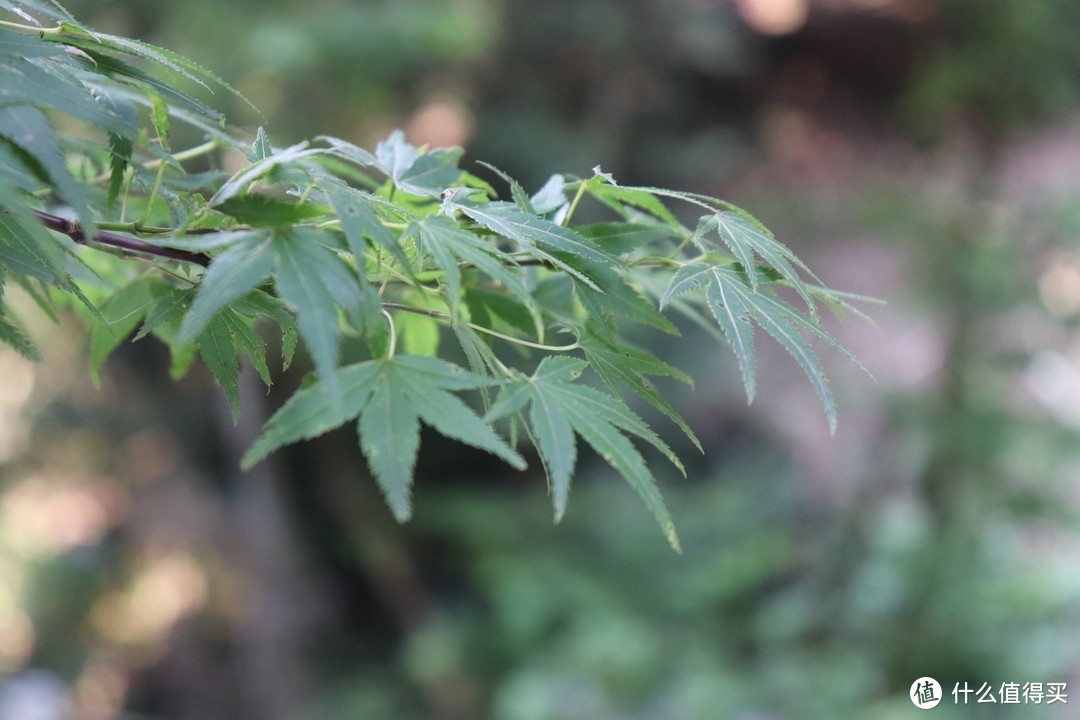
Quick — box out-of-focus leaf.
[375,130,463,197]
[216,195,330,227]
[0,105,96,236]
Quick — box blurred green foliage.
[3,0,1080,719]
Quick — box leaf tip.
[239,450,261,472]
[668,529,683,554]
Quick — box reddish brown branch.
[33,210,211,267]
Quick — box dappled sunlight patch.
[89,553,208,652]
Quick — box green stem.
[0,20,62,35]
[381,302,578,352]
[89,140,220,186]
[630,255,685,269]
[138,162,168,226]
[667,232,695,259]
[561,180,589,227]
[381,309,397,359]
[468,324,578,351]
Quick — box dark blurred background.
[3,0,1080,718]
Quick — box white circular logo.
[911,677,942,709]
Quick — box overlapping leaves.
[242,356,526,519]
[0,0,871,548]
[488,356,684,551]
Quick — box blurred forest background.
[3,0,1080,718]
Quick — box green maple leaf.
[0,105,96,237]
[663,263,866,433]
[0,276,39,360]
[578,324,701,451]
[374,130,463,197]
[314,174,411,269]
[487,356,683,552]
[408,215,541,332]
[271,228,362,386]
[176,231,275,345]
[446,196,615,290]
[243,356,525,520]
[691,211,817,313]
[176,227,366,392]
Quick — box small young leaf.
[477,161,535,213]
[210,141,325,206]
[375,130,462,197]
[147,89,171,150]
[531,174,568,215]
[106,132,132,208]
[250,126,272,162]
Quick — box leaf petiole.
[561,179,589,227]
[381,302,578,352]
[381,308,396,359]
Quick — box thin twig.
[33,210,211,267]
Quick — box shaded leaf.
[216,195,329,227]
[488,356,681,550]
[0,304,40,360]
[198,314,241,421]
[375,130,462,197]
[242,361,381,469]
[89,275,159,385]
[0,105,96,236]
[272,228,360,384]
[409,215,539,333]
[246,356,523,521]
[692,211,816,312]
[177,232,274,344]
[578,325,701,451]
[577,222,681,255]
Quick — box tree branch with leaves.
[0,0,871,550]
